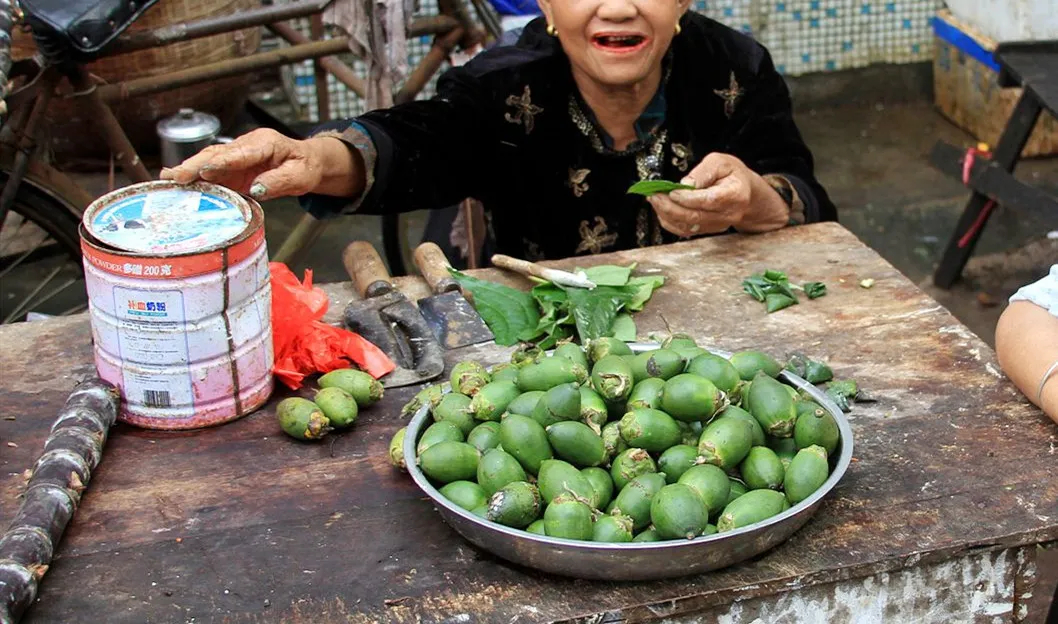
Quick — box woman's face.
[538,0,689,87]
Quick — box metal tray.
[403,342,854,581]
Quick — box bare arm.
[995,300,1058,423]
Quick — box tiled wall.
[283,0,943,120]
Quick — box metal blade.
[417,291,494,350]
[342,291,444,388]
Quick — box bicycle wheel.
[0,171,86,324]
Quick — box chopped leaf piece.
[765,293,797,313]
[581,263,636,287]
[859,279,875,289]
[763,269,788,282]
[803,282,827,299]
[627,275,666,311]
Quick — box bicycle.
[0,0,495,324]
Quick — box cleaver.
[341,241,444,388]
[413,242,494,349]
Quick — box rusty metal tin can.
[80,180,274,430]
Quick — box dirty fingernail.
[249,182,268,199]
[681,177,695,187]
[690,223,701,233]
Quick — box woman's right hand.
[159,128,361,201]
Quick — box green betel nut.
[554,342,589,370]
[581,467,614,509]
[418,441,480,484]
[466,421,502,454]
[610,448,657,491]
[784,445,830,505]
[729,351,781,381]
[388,427,407,470]
[746,373,798,438]
[697,418,754,470]
[716,489,787,532]
[740,446,785,491]
[716,405,766,446]
[439,481,487,511]
[499,413,553,475]
[547,421,607,468]
[591,355,635,402]
[651,483,709,540]
[532,383,582,425]
[592,513,635,542]
[587,337,633,364]
[677,464,731,515]
[516,357,588,392]
[612,473,667,531]
[543,494,594,540]
[317,368,384,407]
[618,408,682,453]
[627,378,666,411]
[794,403,840,455]
[661,374,726,423]
[686,353,742,394]
[486,481,541,528]
[658,445,700,484]
[278,397,332,441]
[537,459,597,505]
[450,361,491,396]
[432,392,475,435]
[416,420,465,456]
[470,380,522,422]
[477,448,528,496]
[630,349,685,383]
[313,387,358,429]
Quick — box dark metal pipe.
[267,22,366,98]
[68,67,152,183]
[108,0,334,55]
[394,27,464,105]
[310,14,330,122]
[97,38,353,102]
[0,70,59,234]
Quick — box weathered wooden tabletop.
[1,222,1055,623]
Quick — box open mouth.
[591,33,649,51]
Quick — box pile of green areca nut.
[389,335,839,543]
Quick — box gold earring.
[675,22,681,35]
[547,24,557,36]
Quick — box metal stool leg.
[933,91,1043,289]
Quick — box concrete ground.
[7,77,1057,620]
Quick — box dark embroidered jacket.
[302,13,837,260]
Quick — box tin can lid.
[85,184,251,255]
[156,108,221,143]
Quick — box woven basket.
[15,0,261,165]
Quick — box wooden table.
[2,222,1055,623]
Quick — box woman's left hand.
[647,153,790,237]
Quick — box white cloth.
[1010,264,1058,317]
[324,0,415,111]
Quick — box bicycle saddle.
[20,0,161,60]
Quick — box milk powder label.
[89,188,248,255]
[112,286,195,410]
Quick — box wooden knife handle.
[343,241,393,298]
[491,254,545,280]
[413,242,460,294]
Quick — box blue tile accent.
[741,24,753,34]
[802,53,812,63]
[885,2,896,12]
[777,64,787,74]
[842,40,854,51]
[861,4,871,14]
[776,1,785,11]
[810,17,820,28]
[903,18,912,29]
[826,8,838,17]
[826,60,837,70]
[723,6,734,16]
[793,10,802,20]
[809,0,820,10]
[912,43,921,53]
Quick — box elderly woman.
[163,0,836,260]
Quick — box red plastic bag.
[269,262,395,389]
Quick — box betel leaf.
[764,293,797,313]
[627,275,666,311]
[532,282,568,306]
[449,269,541,346]
[763,269,788,283]
[611,313,637,342]
[581,263,637,287]
[626,180,695,196]
[565,285,638,343]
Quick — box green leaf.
[564,286,638,343]
[764,293,797,313]
[449,269,541,346]
[626,180,695,196]
[531,282,568,306]
[763,269,788,283]
[742,280,766,302]
[581,263,637,287]
[805,360,834,384]
[627,275,665,311]
[803,282,827,299]
[611,314,637,341]
[827,379,858,398]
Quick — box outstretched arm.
[996,300,1058,423]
